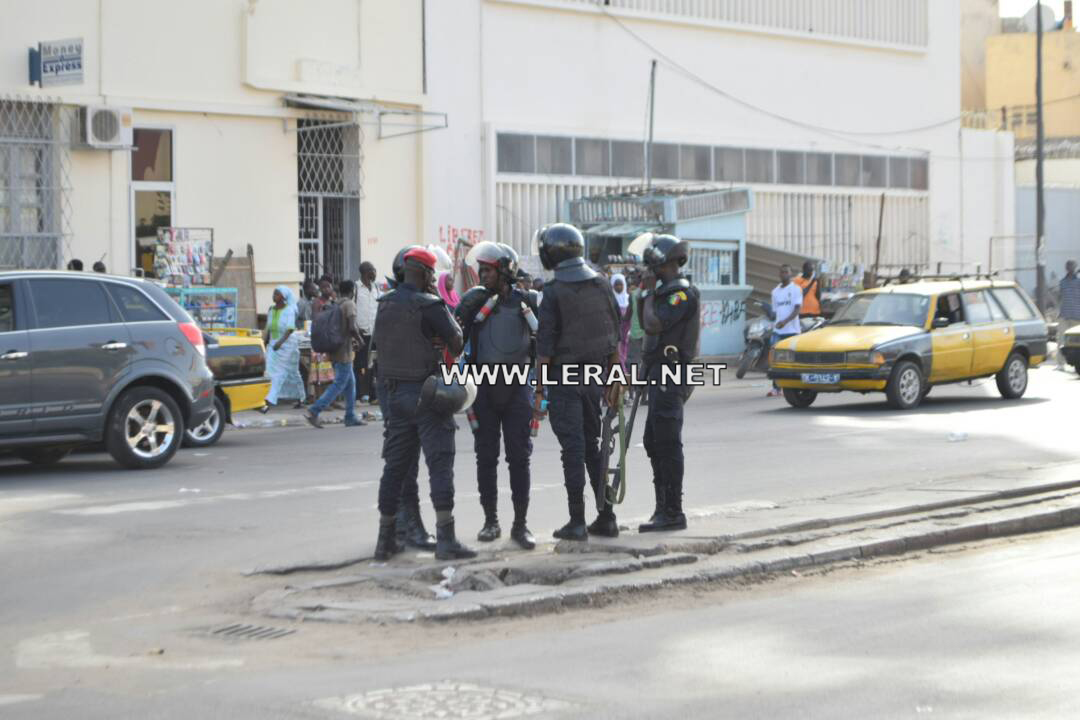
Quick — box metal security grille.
[297,119,362,282]
[0,97,71,270]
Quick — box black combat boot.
[587,509,620,538]
[394,505,409,548]
[553,502,588,541]
[647,480,666,525]
[374,515,402,561]
[510,501,535,550]
[477,508,501,542]
[404,502,437,551]
[435,515,478,561]
[664,472,688,530]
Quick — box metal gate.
[0,97,71,270]
[297,119,361,282]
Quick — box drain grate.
[208,623,295,641]
[315,682,573,719]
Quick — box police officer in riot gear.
[534,223,623,541]
[373,247,474,561]
[373,245,437,551]
[456,242,539,550]
[635,234,700,532]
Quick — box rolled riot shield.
[418,372,477,416]
[596,390,642,507]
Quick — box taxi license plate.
[801,373,840,384]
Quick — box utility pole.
[645,59,657,192]
[1035,0,1048,311]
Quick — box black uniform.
[641,277,701,519]
[456,287,537,526]
[373,282,463,516]
[536,258,621,522]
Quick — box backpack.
[310,302,346,354]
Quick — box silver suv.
[0,271,215,469]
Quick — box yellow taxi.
[767,279,1047,410]
[1062,324,1080,374]
[184,330,269,446]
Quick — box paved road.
[0,366,1078,716]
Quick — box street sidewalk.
[232,402,382,429]
[250,458,1080,624]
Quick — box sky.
[999,0,1066,19]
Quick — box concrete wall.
[958,128,1016,275]
[986,29,1080,140]
[1016,186,1080,296]
[961,0,1001,111]
[1016,158,1080,185]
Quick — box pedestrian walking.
[354,262,380,404]
[535,224,622,541]
[793,260,822,318]
[456,241,538,550]
[768,264,802,398]
[260,285,305,412]
[1058,260,1080,370]
[635,235,700,532]
[308,277,337,404]
[611,273,632,370]
[372,247,472,561]
[304,280,366,428]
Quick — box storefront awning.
[283,93,448,139]
[583,222,662,238]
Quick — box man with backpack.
[304,280,367,429]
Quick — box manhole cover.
[207,623,295,641]
[315,682,573,719]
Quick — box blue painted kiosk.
[568,188,754,356]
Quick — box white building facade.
[425,0,1015,276]
[0,0,433,310]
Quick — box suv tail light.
[178,322,206,357]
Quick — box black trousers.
[472,382,532,518]
[377,371,421,507]
[547,382,606,511]
[643,364,686,512]
[377,380,455,515]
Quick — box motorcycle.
[734,301,826,378]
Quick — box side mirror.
[932,316,950,329]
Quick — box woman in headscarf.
[611,272,632,370]
[437,271,460,310]
[260,285,306,412]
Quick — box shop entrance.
[297,119,361,282]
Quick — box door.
[26,278,134,435]
[0,280,33,437]
[967,290,1014,376]
[929,292,974,382]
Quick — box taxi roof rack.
[881,271,1001,286]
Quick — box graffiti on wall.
[438,225,485,253]
[700,300,745,331]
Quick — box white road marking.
[0,694,42,706]
[55,482,375,517]
[15,631,242,671]
[0,493,82,520]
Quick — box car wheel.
[886,360,924,410]
[183,395,226,448]
[105,386,184,470]
[996,352,1028,399]
[782,388,817,408]
[15,447,71,466]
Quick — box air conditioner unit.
[74,106,133,150]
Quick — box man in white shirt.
[768,264,802,397]
[354,261,381,403]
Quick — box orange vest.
[793,275,821,315]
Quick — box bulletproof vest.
[374,287,442,381]
[552,277,618,364]
[475,295,532,365]
[644,278,701,365]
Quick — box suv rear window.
[0,284,13,333]
[105,283,168,322]
[991,287,1036,321]
[29,279,116,329]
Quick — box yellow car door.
[966,290,1014,376]
[929,292,974,381]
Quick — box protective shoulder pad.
[412,291,444,308]
[656,277,691,297]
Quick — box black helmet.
[418,373,477,415]
[390,244,423,284]
[536,223,585,271]
[465,241,519,282]
[629,233,689,269]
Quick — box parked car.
[767,279,1047,410]
[0,271,215,469]
[184,330,269,447]
[1062,324,1080,375]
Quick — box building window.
[131,127,175,277]
[497,134,535,173]
[910,157,929,190]
[806,153,833,186]
[536,136,572,175]
[745,149,775,183]
[688,246,736,287]
[889,157,910,189]
[861,155,887,188]
[650,143,679,180]
[679,145,711,181]
[714,147,744,182]
[575,138,610,176]
[611,140,644,178]
[777,151,805,185]
[835,154,861,187]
